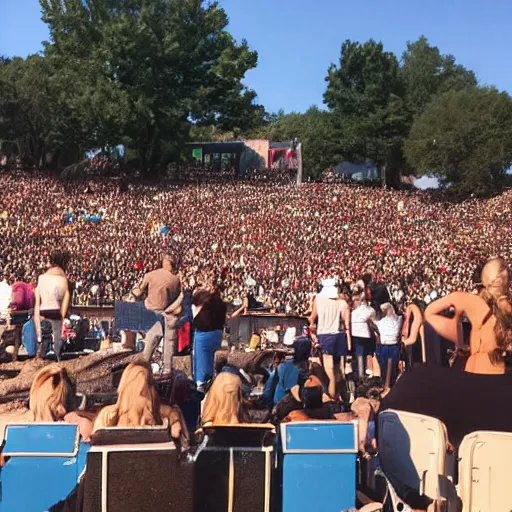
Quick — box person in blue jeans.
[375,303,402,386]
[192,284,227,391]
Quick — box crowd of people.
[15,250,511,511]
[0,163,511,511]
[1,171,510,317]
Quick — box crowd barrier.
[227,314,307,344]
[3,305,308,352]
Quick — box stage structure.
[187,139,303,183]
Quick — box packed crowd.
[0,171,511,314]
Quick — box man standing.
[134,255,182,374]
[309,279,351,399]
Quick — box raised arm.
[402,304,423,347]
[230,296,248,319]
[424,292,488,347]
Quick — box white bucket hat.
[319,279,339,299]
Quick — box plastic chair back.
[458,430,512,512]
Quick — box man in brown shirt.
[134,255,182,373]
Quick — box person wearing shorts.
[351,293,377,376]
[309,279,351,399]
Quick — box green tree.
[401,36,477,117]
[0,55,56,167]
[405,88,512,195]
[324,39,409,186]
[40,0,263,175]
[250,106,339,180]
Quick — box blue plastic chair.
[0,423,89,512]
[280,421,358,512]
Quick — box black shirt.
[380,364,512,448]
[193,292,227,332]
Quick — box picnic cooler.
[280,421,358,512]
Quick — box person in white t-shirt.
[351,293,376,376]
[375,303,402,386]
[0,272,12,347]
[309,279,351,398]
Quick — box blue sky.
[1,0,512,115]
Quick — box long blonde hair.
[480,257,512,365]
[480,289,512,365]
[94,362,162,430]
[29,365,75,421]
[202,372,247,426]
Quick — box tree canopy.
[0,0,264,174]
[401,36,477,117]
[1,11,512,195]
[405,88,512,195]
[324,39,409,186]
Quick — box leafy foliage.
[324,39,409,186]
[405,88,512,195]
[401,36,477,117]
[0,0,263,174]
[1,15,510,196]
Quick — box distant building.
[186,140,299,178]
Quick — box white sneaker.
[18,346,28,356]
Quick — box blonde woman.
[28,364,93,441]
[93,362,162,431]
[93,362,188,446]
[201,371,248,426]
[425,257,512,374]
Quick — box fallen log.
[214,349,284,374]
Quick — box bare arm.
[61,284,70,320]
[34,286,42,340]
[132,275,148,298]
[401,305,412,340]
[425,292,487,347]
[419,323,426,363]
[230,297,248,319]
[308,298,318,328]
[403,305,423,346]
[342,301,352,351]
